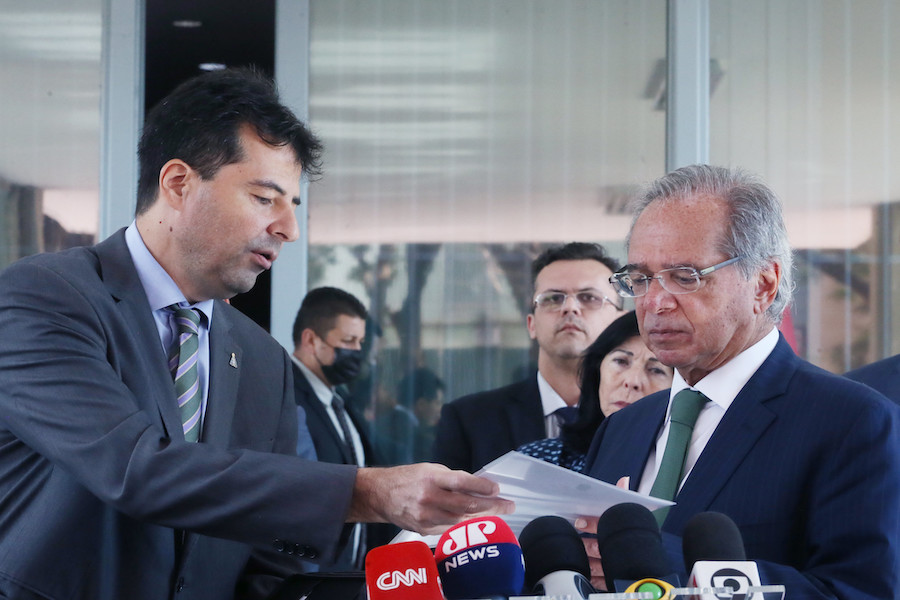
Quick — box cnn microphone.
[364,540,443,600]
[517,515,596,600]
[683,512,762,600]
[434,515,525,600]
[596,502,680,596]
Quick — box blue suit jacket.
[845,354,900,404]
[0,231,358,600]
[584,336,900,600]
[433,374,545,472]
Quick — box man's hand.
[347,463,515,535]
[576,476,630,591]
[575,516,606,590]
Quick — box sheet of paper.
[393,451,672,545]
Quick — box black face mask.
[320,347,364,386]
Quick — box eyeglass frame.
[532,289,625,312]
[608,256,744,298]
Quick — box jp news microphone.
[364,540,443,600]
[517,515,596,600]
[683,511,762,600]
[596,502,680,597]
[434,515,525,600]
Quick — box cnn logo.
[440,519,497,555]
[376,568,429,590]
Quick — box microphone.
[683,512,762,600]
[517,515,596,600]
[364,540,443,600]
[595,502,680,595]
[434,515,525,600]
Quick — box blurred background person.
[291,287,395,570]
[434,242,622,472]
[518,311,673,472]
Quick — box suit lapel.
[296,367,361,464]
[95,230,181,439]
[202,303,241,449]
[504,376,546,446]
[666,336,796,531]
[623,397,667,484]
[589,392,668,485]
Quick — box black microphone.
[682,512,762,599]
[595,502,679,595]
[682,511,746,567]
[518,515,596,600]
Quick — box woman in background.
[518,310,673,472]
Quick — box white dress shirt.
[637,327,780,495]
[125,222,215,436]
[538,370,574,438]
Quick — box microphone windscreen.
[682,511,746,570]
[595,502,671,582]
[518,515,590,591]
[434,516,525,600]
[364,541,443,600]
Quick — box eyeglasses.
[533,289,624,312]
[609,256,744,298]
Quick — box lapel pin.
[229,353,238,368]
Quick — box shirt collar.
[537,370,569,417]
[669,326,780,411]
[125,222,215,323]
[292,354,334,406]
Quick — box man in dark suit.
[845,354,900,402]
[578,165,900,599]
[433,242,623,472]
[0,68,511,600]
[291,286,390,569]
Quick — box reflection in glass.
[309,0,664,463]
[0,2,101,268]
[710,1,900,372]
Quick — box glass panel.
[710,1,900,372]
[0,0,102,267]
[308,0,666,464]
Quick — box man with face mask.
[291,286,385,570]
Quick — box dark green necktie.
[650,389,708,524]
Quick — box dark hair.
[530,242,620,291]
[136,67,323,215]
[292,287,368,344]
[562,310,641,453]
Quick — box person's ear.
[753,260,780,315]
[157,159,194,211]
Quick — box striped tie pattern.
[168,305,202,442]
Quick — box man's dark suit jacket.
[432,374,545,472]
[584,335,900,600]
[292,365,395,569]
[845,354,900,403]
[293,365,378,467]
[0,230,358,600]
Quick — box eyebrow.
[250,179,286,196]
[540,287,604,294]
[622,262,698,272]
[250,179,302,206]
[610,348,634,357]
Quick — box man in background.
[291,286,394,570]
[845,354,900,403]
[433,242,622,472]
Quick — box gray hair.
[626,164,794,323]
